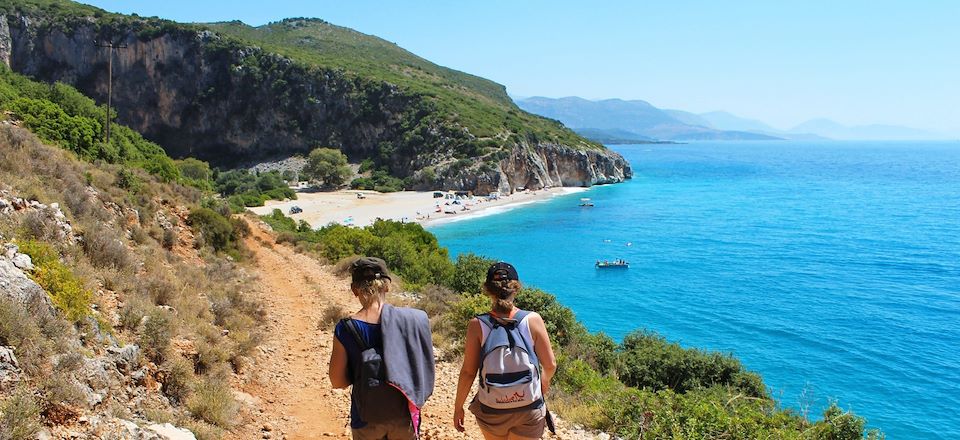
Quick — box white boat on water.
[579,198,594,207]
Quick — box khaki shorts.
[351,419,416,440]
[469,399,546,439]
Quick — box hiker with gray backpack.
[328,257,435,439]
[454,262,558,439]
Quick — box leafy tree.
[177,158,213,183]
[449,253,494,294]
[303,147,351,188]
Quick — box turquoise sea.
[429,141,960,439]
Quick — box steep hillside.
[0,0,630,194]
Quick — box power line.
[94,40,127,144]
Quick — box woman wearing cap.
[453,262,558,440]
[328,257,435,439]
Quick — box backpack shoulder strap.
[339,318,369,351]
[510,310,537,362]
[475,313,495,329]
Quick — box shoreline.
[248,187,590,229]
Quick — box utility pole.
[94,40,127,144]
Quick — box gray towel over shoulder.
[380,303,435,408]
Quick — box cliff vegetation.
[1,0,631,194]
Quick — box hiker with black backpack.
[328,257,435,439]
[453,262,558,439]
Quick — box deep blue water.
[429,141,960,439]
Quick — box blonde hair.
[483,279,522,315]
[352,278,390,308]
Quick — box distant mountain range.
[516,97,780,142]
[515,96,946,142]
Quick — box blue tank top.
[334,319,383,428]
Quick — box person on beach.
[453,262,558,439]
[329,257,435,439]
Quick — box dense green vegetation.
[0,66,182,183]
[213,169,296,211]
[206,18,598,149]
[261,209,883,439]
[302,148,352,188]
[261,209,452,290]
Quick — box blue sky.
[82,1,959,135]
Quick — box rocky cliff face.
[0,12,631,194]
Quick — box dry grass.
[0,389,42,440]
[161,353,195,404]
[82,226,135,270]
[318,304,347,331]
[186,377,239,428]
[1,125,265,430]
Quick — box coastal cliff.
[0,5,631,194]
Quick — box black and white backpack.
[475,310,543,412]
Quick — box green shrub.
[215,169,295,210]
[449,253,494,294]
[18,240,92,323]
[140,309,172,362]
[807,403,885,440]
[617,330,767,398]
[188,207,243,255]
[514,287,581,347]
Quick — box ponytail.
[483,279,522,315]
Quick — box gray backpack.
[475,311,543,412]
[340,319,409,424]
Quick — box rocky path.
[230,220,594,440]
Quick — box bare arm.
[529,312,557,396]
[453,318,482,432]
[328,335,351,389]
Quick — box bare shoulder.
[526,311,546,325]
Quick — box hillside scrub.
[0,66,183,183]
[0,125,263,437]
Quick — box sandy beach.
[248,187,589,228]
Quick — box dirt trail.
[229,220,486,440]
[230,219,590,440]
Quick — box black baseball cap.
[351,257,392,283]
[486,262,519,282]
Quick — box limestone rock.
[0,345,21,391]
[147,423,198,440]
[0,251,53,310]
[11,252,33,271]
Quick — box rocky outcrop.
[0,243,52,310]
[439,142,632,194]
[0,9,631,193]
[0,15,11,67]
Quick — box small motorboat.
[579,198,594,207]
[595,259,629,268]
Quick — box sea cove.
[430,141,960,439]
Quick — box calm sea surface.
[429,141,960,439]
